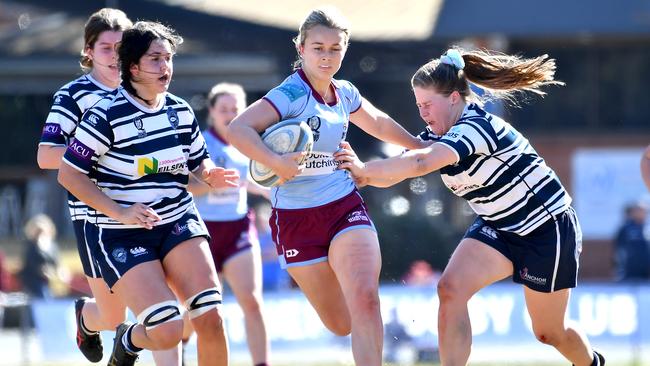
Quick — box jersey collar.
[297,68,339,107]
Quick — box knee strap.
[136,300,182,330]
[184,287,222,319]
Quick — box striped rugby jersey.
[62,88,209,229]
[39,74,115,221]
[419,103,571,235]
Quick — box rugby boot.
[75,297,103,362]
[107,322,139,366]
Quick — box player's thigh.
[440,238,513,298]
[162,237,220,302]
[328,228,381,293]
[287,261,350,325]
[111,260,177,315]
[524,287,571,333]
[87,276,127,325]
[222,249,261,299]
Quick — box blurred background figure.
[614,202,650,281]
[19,214,67,299]
[402,260,439,287]
[190,82,271,366]
[384,307,415,365]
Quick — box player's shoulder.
[271,72,310,102]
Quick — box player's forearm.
[37,145,66,169]
[365,148,434,182]
[187,175,211,196]
[57,163,123,219]
[228,124,282,168]
[372,115,422,150]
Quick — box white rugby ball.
[249,120,314,187]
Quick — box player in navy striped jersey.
[229,8,427,366]
[35,8,143,363]
[336,49,604,366]
[58,21,237,366]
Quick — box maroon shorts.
[205,212,258,272]
[270,190,375,268]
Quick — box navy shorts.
[205,211,258,273]
[73,219,102,278]
[270,189,376,269]
[85,207,210,289]
[463,207,582,293]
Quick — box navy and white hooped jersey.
[193,129,249,222]
[62,87,209,229]
[420,103,572,236]
[39,74,115,222]
[262,69,360,209]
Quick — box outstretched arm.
[335,141,457,188]
[642,145,650,191]
[350,98,429,150]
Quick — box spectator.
[615,202,650,281]
[19,214,63,299]
[402,260,440,287]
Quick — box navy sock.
[121,324,143,354]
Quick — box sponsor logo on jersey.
[285,249,300,258]
[171,219,201,236]
[347,210,369,223]
[519,267,547,286]
[53,95,63,104]
[42,123,60,137]
[130,247,147,256]
[112,248,127,263]
[138,157,159,176]
[277,84,307,102]
[137,156,187,176]
[303,152,339,170]
[86,113,100,126]
[68,140,94,161]
[480,226,499,240]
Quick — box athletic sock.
[122,324,143,354]
[80,314,98,335]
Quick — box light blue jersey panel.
[193,129,249,221]
[262,69,361,209]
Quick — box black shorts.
[463,207,582,293]
[85,206,210,289]
[73,219,102,278]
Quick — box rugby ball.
[249,120,314,187]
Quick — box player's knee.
[185,287,224,336]
[437,275,467,303]
[348,283,380,313]
[323,317,351,336]
[137,300,183,349]
[237,293,262,315]
[533,329,563,347]
[148,322,184,349]
[191,307,225,336]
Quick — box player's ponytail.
[411,48,564,106]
